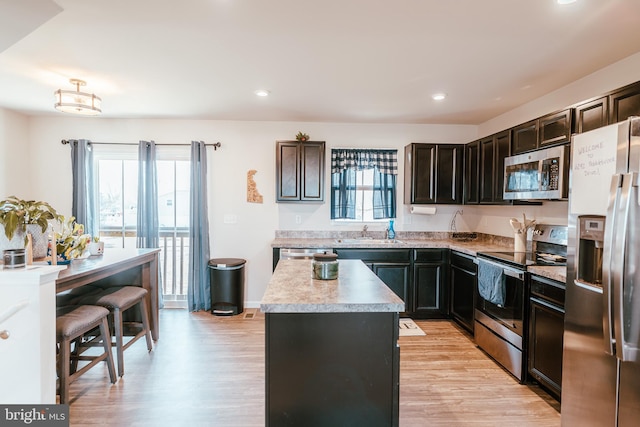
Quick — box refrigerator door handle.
[616,173,637,361]
[602,173,622,355]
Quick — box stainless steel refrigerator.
[563,116,640,426]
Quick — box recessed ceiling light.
[557,0,577,4]
[254,89,270,97]
[432,93,446,101]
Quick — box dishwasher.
[275,248,333,270]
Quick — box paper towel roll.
[410,206,437,215]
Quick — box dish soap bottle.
[387,219,396,240]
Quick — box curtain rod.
[61,139,222,150]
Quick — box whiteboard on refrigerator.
[570,124,620,216]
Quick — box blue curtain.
[136,141,159,249]
[330,149,397,220]
[187,141,211,312]
[372,171,396,219]
[331,168,357,219]
[137,140,163,308]
[70,139,97,235]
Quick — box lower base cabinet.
[266,312,400,427]
[449,251,477,332]
[334,249,411,315]
[528,274,565,400]
[412,249,449,318]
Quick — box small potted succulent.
[0,196,61,258]
[88,235,104,256]
[295,132,309,142]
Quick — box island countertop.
[260,259,405,313]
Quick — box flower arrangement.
[50,216,91,262]
[295,131,309,142]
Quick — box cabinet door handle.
[430,147,435,200]
[452,147,457,200]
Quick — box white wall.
[0,108,31,197]
[5,51,640,308]
[478,52,640,138]
[24,118,475,307]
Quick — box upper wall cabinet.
[480,130,511,204]
[574,97,608,134]
[609,81,640,124]
[466,130,510,205]
[511,109,572,155]
[464,140,480,204]
[574,82,640,134]
[511,119,538,155]
[276,140,325,202]
[404,143,463,205]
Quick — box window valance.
[331,149,398,175]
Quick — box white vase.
[89,241,104,256]
[514,231,527,252]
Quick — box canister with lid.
[3,249,26,269]
[312,252,339,280]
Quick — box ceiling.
[1,0,640,124]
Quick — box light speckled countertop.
[271,237,509,257]
[527,265,566,283]
[272,234,567,284]
[261,259,405,313]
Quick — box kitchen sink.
[334,238,403,244]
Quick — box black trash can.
[209,258,246,316]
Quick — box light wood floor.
[67,309,560,426]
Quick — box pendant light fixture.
[54,78,101,116]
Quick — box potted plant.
[295,132,309,142]
[0,196,61,258]
[88,235,104,256]
[48,216,91,264]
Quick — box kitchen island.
[261,259,404,427]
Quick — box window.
[93,145,191,306]
[330,149,397,221]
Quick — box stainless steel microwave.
[503,145,569,200]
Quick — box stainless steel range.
[475,224,567,382]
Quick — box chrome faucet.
[361,225,368,238]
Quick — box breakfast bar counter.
[261,259,403,427]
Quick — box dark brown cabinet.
[528,274,565,400]
[512,109,572,155]
[464,140,480,204]
[334,249,411,316]
[449,251,476,333]
[481,132,510,204]
[609,81,640,124]
[574,96,608,133]
[276,140,324,202]
[511,119,538,154]
[412,249,448,318]
[266,311,399,426]
[404,143,463,205]
[539,109,573,148]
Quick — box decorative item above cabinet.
[275,140,325,202]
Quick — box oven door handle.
[477,257,524,280]
[504,268,524,281]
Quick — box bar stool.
[77,286,153,377]
[56,305,117,404]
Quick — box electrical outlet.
[295,215,302,224]
[224,214,238,224]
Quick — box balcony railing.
[100,227,190,300]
